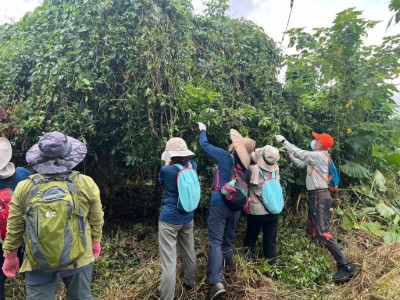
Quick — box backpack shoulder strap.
[173,163,185,171]
[68,171,80,181]
[308,154,331,184]
[28,174,46,199]
[259,168,267,180]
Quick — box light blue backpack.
[259,169,284,214]
[174,162,201,212]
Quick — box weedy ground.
[5,206,400,300]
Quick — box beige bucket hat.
[0,138,15,179]
[161,137,195,162]
[229,129,256,169]
[251,145,280,172]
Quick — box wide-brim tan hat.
[161,137,195,162]
[0,162,16,179]
[251,145,280,172]
[230,129,256,169]
[0,137,12,171]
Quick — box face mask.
[310,139,316,150]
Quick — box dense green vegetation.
[0,0,399,298]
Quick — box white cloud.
[0,0,42,24]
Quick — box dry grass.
[4,217,400,299]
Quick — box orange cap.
[312,131,334,150]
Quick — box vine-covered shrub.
[0,0,283,217]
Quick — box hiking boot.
[333,263,357,283]
[183,283,193,293]
[210,282,226,300]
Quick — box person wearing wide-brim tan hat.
[243,145,281,264]
[228,129,256,169]
[274,132,356,284]
[158,137,197,300]
[198,122,255,300]
[0,137,32,300]
[2,131,104,300]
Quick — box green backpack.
[25,172,87,270]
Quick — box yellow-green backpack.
[25,171,86,270]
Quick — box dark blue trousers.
[207,205,241,285]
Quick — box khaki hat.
[230,129,256,169]
[251,145,280,172]
[0,137,12,171]
[161,137,195,162]
[0,162,15,179]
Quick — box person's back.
[275,132,356,283]
[0,137,32,300]
[2,131,104,300]
[198,123,256,300]
[158,138,197,300]
[244,145,280,263]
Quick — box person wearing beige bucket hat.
[0,137,32,300]
[198,122,255,300]
[275,132,356,283]
[158,137,197,300]
[243,145,281,264]
[2,131,104,300]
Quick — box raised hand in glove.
[275,135,286,143]
[198,122,207,131]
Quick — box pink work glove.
[2,250,19,278]
[92,241,101,260]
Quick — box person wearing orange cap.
[275,132,356,283]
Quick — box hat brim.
[0,162,15,179]
[0,138,12,170]
[251,150,279,172]
[166,150,195,159]
[26,136,87,174]
[230,129,252,169]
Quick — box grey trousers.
[158,220,197,300]
[25,264,93,300]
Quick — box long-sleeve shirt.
[283,140,330,191]
[3,172,104,273]
[0,167,32,190]
[159,161,196,225]
[199,130,247,207]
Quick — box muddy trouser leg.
[177,220,196,288]
[308,191,348,267]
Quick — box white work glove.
[275,135,286,143]
[198,122,207,131]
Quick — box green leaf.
[341,208,356,232]
[385,151,400,166]
[341,161,372,179]
[360,222,386,237]
[376,202,395,218]
[371,170,387,192]
[383,230,400,243]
